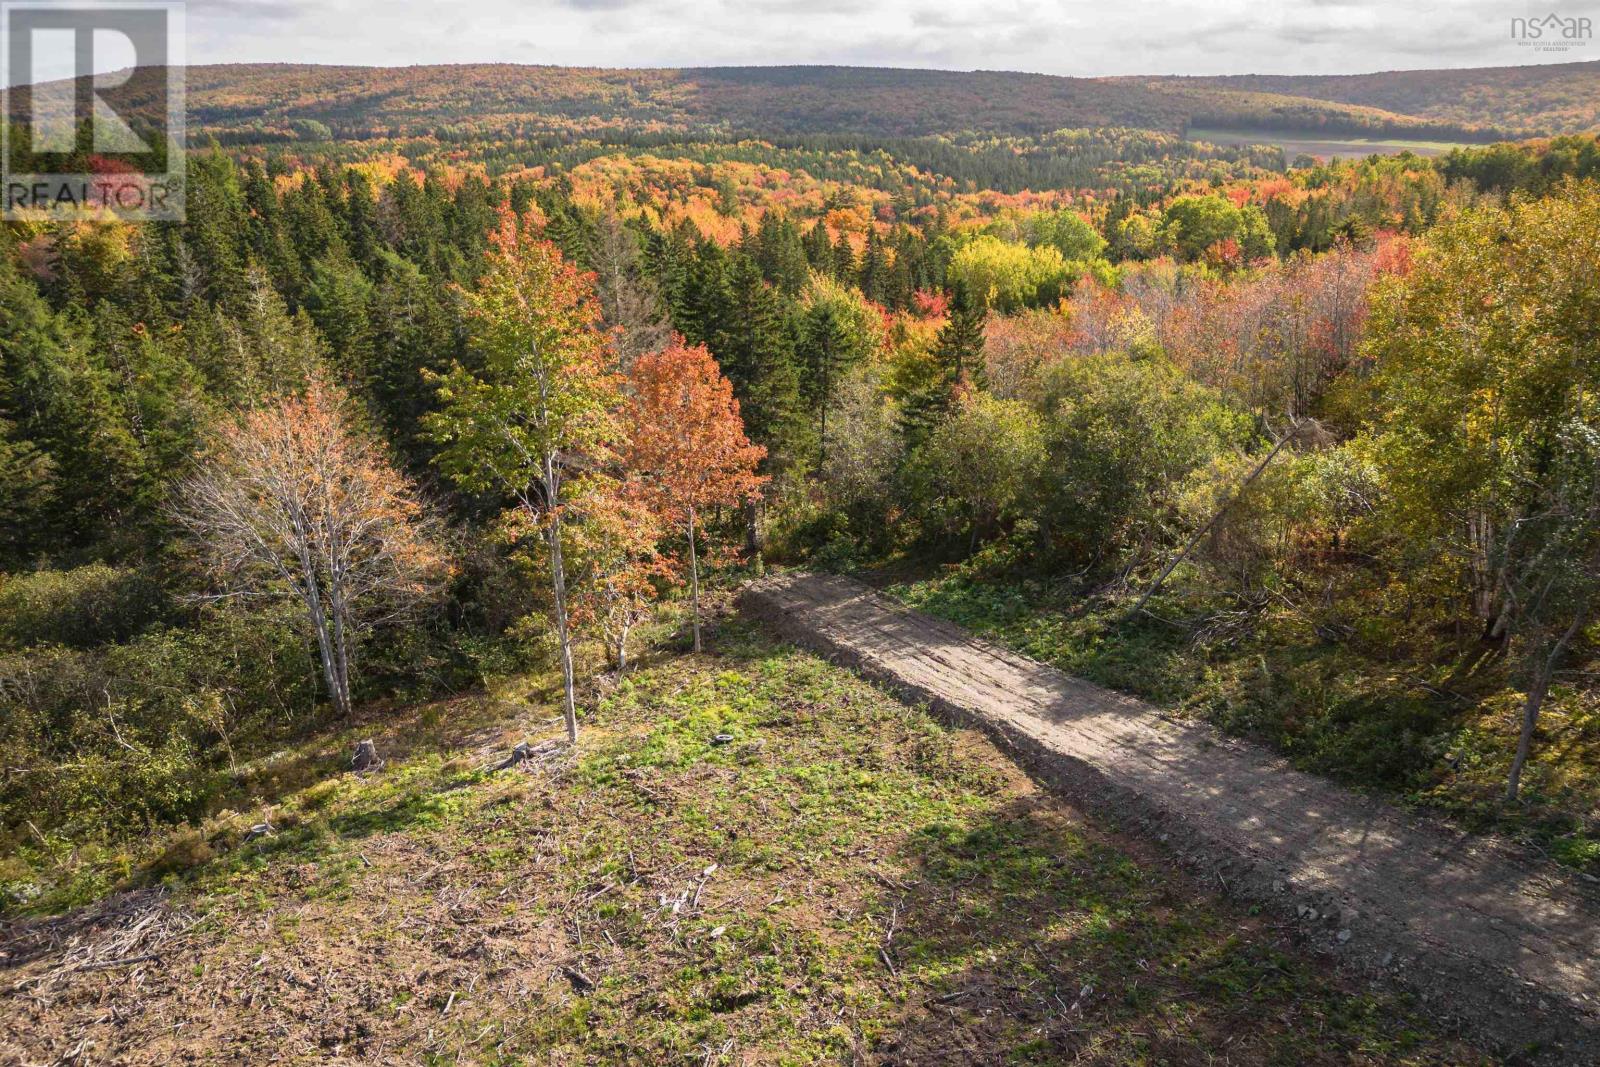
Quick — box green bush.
[903,393,1046,547]
[1034,351,1251,567]
[145,825,217,877]
[0,564,168,649]
[0,603,319,841]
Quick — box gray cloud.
[189,0,318,21]
[735,0,878,12]
[177,0,1593,77]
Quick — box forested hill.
[165,62,1512,145]
[1140,60,1600,137]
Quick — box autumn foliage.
[625,340,768,651]
[175,376,445,717]
[427,208,623,741]
[566,485,678,673]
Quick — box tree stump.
[351,739,383,773]
[494,741,535,771]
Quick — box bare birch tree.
[174,376,445,717]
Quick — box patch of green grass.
[1,619,1489,1064]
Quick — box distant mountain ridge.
[1138,60,1600,137]
[95,60,1600,146]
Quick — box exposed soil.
[2,618,1498,1065]
[742,571,1600,1063]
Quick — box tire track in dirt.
[741,571,1600,1063]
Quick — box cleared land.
[1186,127,1470,158]
[742,571,1600,1062]
[2,620,1490,1065]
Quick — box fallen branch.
[68,951,162,974]
[562,965,595,993]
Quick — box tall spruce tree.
[716,254,808,479]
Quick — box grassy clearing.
[883,561,1600,875]
[3,619,1489,1064]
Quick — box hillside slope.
[159,62,1509,144]
[1142,60,1600,136]
[1,622,1491,1064]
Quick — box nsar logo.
[1511,11,1593,52]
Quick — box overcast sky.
[18,0,1598,82]
[172,0,1596,75]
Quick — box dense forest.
[3,88,1600,929]
[1153,59,1600,138]
[3,110,1600,895]
[112,61,1552,145]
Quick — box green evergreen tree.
[368,251,458,465]
[342,169,383,272]
[183,151,252,309]
[681,240,731,350]
[831,233,857,282]
[901,283,987,445]
[242,162,305,303]
[715,255,810,479]
[0,266,147,549]
[754,212,809,296]
[802,221,832,272]
[282,172,347,276]
[858,229,888,304]
[306,253,377,389]
[0,412,56,566]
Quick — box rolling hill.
[152,62,1532,145]
[1138,60,1600,138]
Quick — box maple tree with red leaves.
[624,340,767,653]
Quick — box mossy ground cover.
[3,618,1488,1064]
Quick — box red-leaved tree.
[624,340,767,652]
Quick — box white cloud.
[179,0,1595,75]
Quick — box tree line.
[2,138,1598,873]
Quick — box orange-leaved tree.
[174,376,446,718]
[624,340,766,652]
[425,209,620,742]
[566,481,678,674]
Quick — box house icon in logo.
[1511,11,1595,42]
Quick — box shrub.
[1034,351,1251,566]
[904,392,1046,548]
[145,825,216,878]
[0,603,318,841]
[0,564,167,649]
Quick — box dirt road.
[742,571,1600,1061]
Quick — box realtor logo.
[1511,11,1593,52]
[1,1,185,220]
